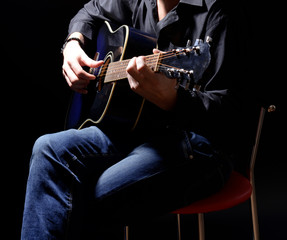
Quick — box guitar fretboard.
[103,53,161,83]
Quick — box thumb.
[80,53,104,68]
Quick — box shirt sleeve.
[68,0,134,41]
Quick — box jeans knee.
[29,133,62,171]
[32,134,55,156]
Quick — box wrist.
[61,33,85,53]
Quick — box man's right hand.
[62,33,103,94]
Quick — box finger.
[136,56,146,71]
[126,56,148,80]
[153,48,161,54]
[136,56,153,78]
[126,57,140,90]
[62,69,72,87]
[127,75,140,90]
[62,64,76,86]
[63,62,82,85]
[78,54,104,81]
[68,60,96,81]
[126,57,138,77]
[63,66,89,93]
[81,54,104,69]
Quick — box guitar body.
[65,21,157,130]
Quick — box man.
[21,0,251,239]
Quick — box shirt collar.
[180,0,203,7]
[180,0,217,9]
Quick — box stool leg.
[198,213,205,240]
[124,226,129,240]
[176,214,182,240]
[250,191,260,240]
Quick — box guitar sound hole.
[97,55,112,92]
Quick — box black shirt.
[67,0,252,158]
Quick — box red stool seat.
[172,171,252,214]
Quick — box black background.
[2,0,286,239]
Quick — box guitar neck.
[103,53,161,83]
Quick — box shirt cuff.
[68,21,96,41]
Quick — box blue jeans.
[21,126,232,239]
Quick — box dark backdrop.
[2,0,285,239]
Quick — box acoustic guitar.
[65,21,211,131]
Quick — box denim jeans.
[21,126,232,239]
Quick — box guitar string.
[96,49,195,79]
[104,49,192,70]
[102,62,184,81]
[99,49,191,74]
[101,59,184,77]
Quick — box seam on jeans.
[64,181,74,240]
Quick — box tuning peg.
[182,48,192,55]
[193,39,203,54]
[188,70,194,76]
[206,36,212,43]
[185,70,194,90]
[186,39,192,47]
[194,39,203,45]
[192,46,200,54]
[167,68,176,78]
[175,81,181,90]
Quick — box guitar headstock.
[159,38,211,90]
